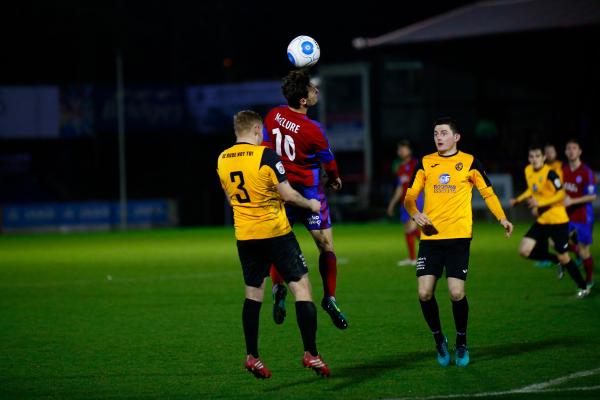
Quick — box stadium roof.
[352,0,600,49]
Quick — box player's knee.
[449,289,465,302]
[519,247,532,258]
[557,253,570,265]
[418,289,434,301]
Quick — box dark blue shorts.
[569,222,593,245]
[285,184,332,231]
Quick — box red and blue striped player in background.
[387,140,424,266]
[562,138,597,289]
[263,69,348,330]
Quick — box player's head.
[233,110,263,145]
[528,144,546,170]
[544,143,557,162]
[565,138,582,162]
[433,117,460,154]
[397,140,412,160]
[282,69,319,110]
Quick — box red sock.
[583,257,594,283]
[270,264,284,286]
[414,229,421,240]
[569,243,579,253]
[319,251,337,298]
[405,233,416,260]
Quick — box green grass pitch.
[1,222,599,399]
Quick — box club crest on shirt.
[455,162,463,171]
[576,175,582,183]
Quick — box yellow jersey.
[217,143,292,240]
[404,151,506,240]
[515,164,568,225]
[547,160,563,180]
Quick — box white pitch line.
[387,367,600,400]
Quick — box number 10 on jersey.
[272,128,296,161]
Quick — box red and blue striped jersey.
[562,162,596,224]
[263,105,339,187]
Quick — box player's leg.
[271,232,330,377]
[445,239,471,367]
[270,204,300,325]
[573,222,594,288]
[398,210,418,266]
[237,240,272,379]
[304,186,348,330]
[416,240,449,366]
[520,224,562,278]
[551,224,588,297]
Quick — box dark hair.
[528,144,544,153]
[397,140,411,149]
[565,137,580,147]
[434,117,459,134]
[543,143,556,150]
[282,69,311,109]
[233,110,262,134]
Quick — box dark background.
[1,1,598,226]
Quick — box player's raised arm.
[470,159,513,237]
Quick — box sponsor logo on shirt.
[434,173,456,193]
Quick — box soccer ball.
[287,35,320,68]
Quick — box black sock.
[563,259,587,289]
[295,301,318,356]
[419,297,444,345]
[528,244,559,263]
[242,298,262,358]
[452,296,469,347]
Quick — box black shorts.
[236,232,309,288]
[416,239,472,281]
[525,222,570,254]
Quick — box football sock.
[583,257,594,283]
[563,259,587,289]
[405,233,416,260]
[242,298,262,358]
[270,264,284,290]
[451,297,469,347]
[319,251,337,298]
[295,301,318,356]
[419,297,444,344]
[568,243,579,254]
[528,245,559,263]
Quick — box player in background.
[263,69,348,329]
[544,143,563,179]
[387,140,424,266]
[510,145,589,298]
[404,117,513,367]
[562,138,596,289]
[217,110,330,379]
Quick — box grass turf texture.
[1,222,599,399]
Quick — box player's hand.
[563,196,573,207]
[526,197,538,208]
[387,204,395,217]
[531,207,539,217]
[328,177,342,191]
[412,212,432,227]
[308,199,321,213]
[509,198,517,207]
[500,218,513,238]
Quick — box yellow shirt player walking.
[510,145,589,298]
[217,110,330,379]
[404,117,513,368]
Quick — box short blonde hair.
[234,110,262,134]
